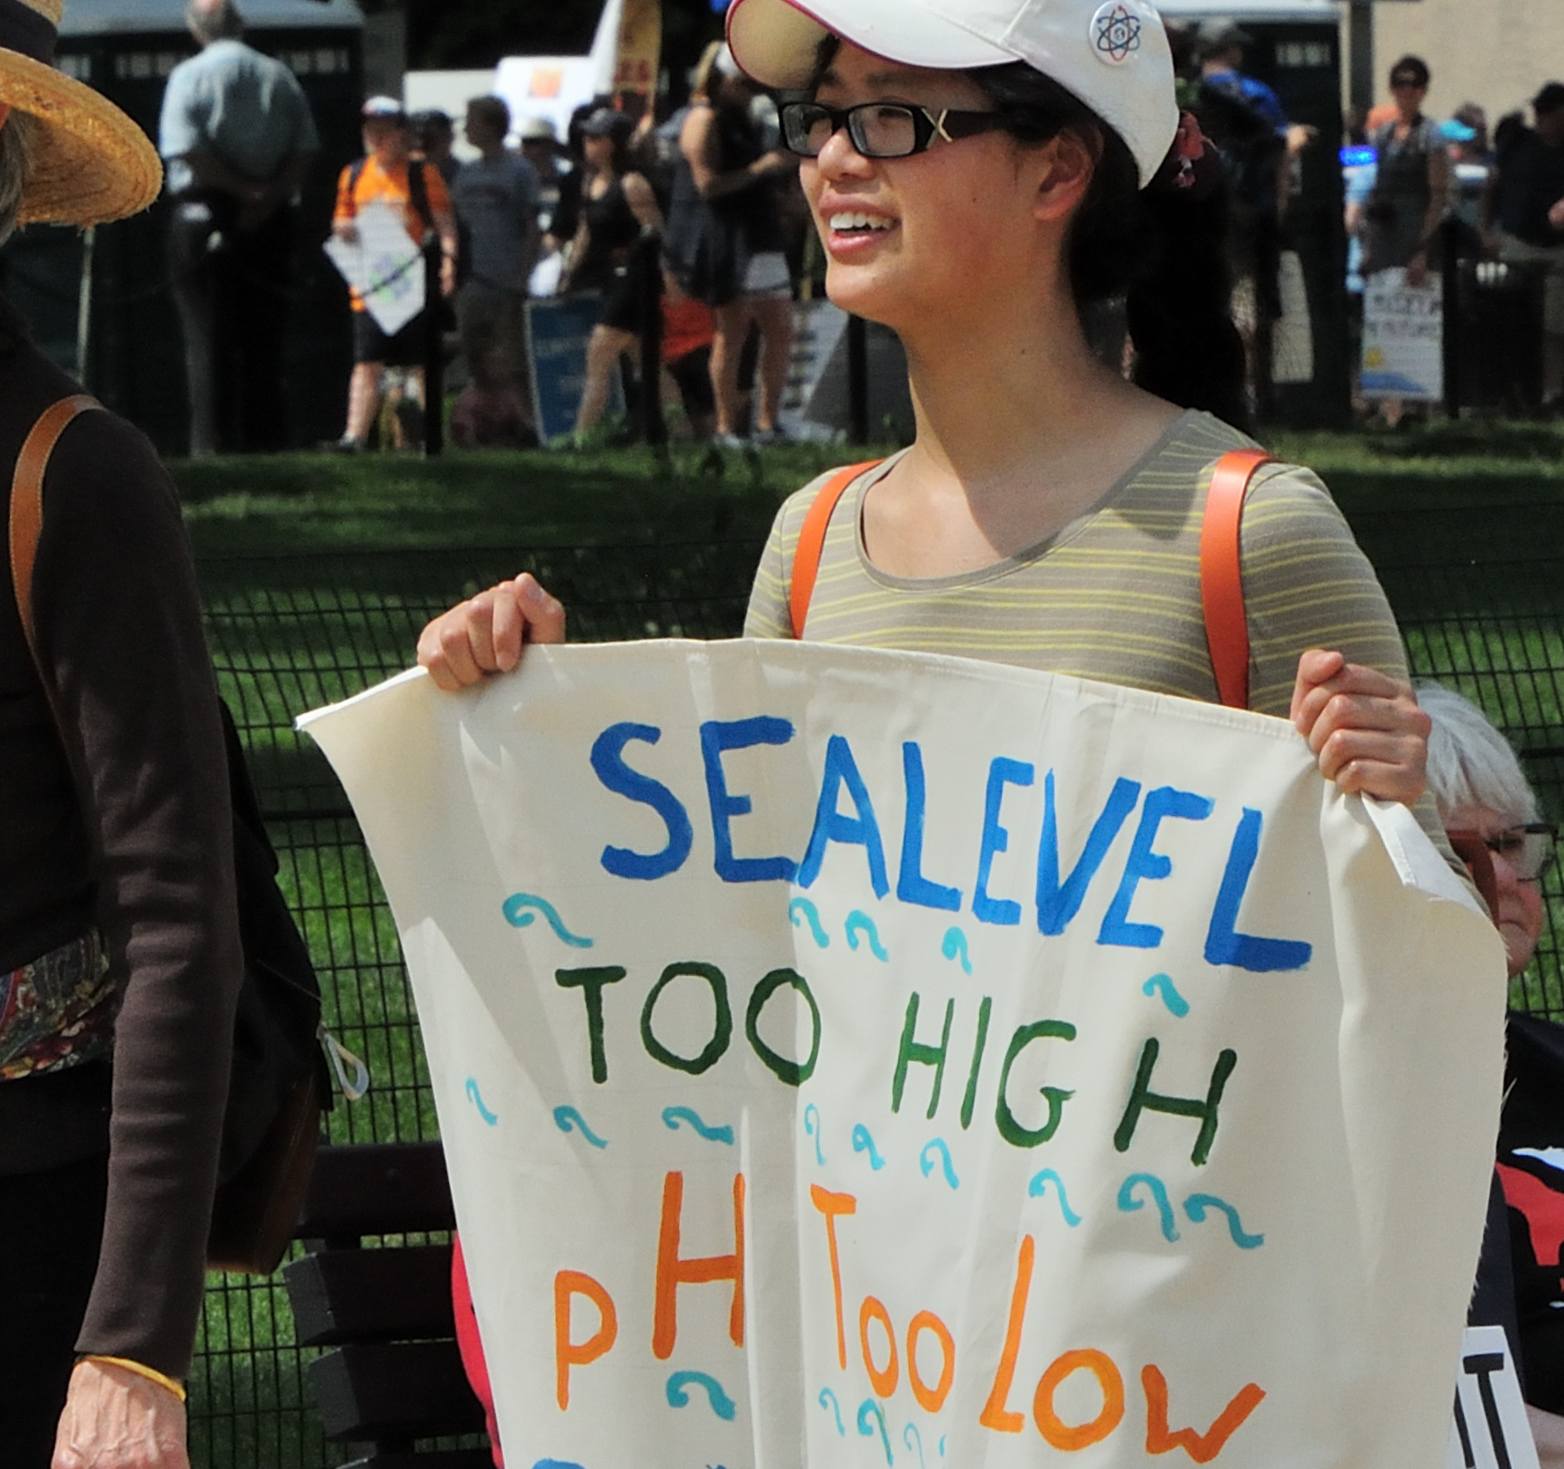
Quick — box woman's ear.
[0,104,11,130]
[1031,130,1099,223]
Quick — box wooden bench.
[284,1141,491,1469]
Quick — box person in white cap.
[415,0,1447,849]
[518,115,581,262]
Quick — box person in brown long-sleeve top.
[0,4,243,1466]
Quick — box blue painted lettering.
[797,735,889,897]
[1204,808,1313,973]
[974,758,1035,926]
[590,723,693,881]
[1035,774,1141,935]
[1098,786,1214,949]
[896,742,962,912]
[699,717,798,883]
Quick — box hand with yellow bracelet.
[53,1358,188,1469]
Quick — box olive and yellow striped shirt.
[745,412,1405,719]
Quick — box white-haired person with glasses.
[1421,681,1564,1466]
[1422,683,1555,978]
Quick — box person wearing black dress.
[665,43,798,446]
[562,108,663,439]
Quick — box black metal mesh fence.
[187,542,761,1469]
[186,517,1564,1467]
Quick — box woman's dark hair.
[1493,110,1525,159]
[466,95,511,139]
[971,63,1249,431]
[1389,55,1430,90]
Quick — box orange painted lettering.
[859,1296,899,1398]
[1033,1349,1125,1450]
[979,1233,1035,1433]
[652,1170,746,1360]
[553,1269,618,1410]
[907,1310,956,1414]
[1142,1365,1266,1463]
[809,1183,858,1370]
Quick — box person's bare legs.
[710,300,756,438]
[575,325,636,435]
[751,295,794,435]
[344,362,384,445]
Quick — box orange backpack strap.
[1199,447,1274,711]
[9,395,102,674]
[789,459,883,639]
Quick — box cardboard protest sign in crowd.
[302,640,1506,1468]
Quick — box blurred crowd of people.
[158,2,1564,452]
[160,5,813,455]
[1344,67,1564,408]
[1159,18,1564,419]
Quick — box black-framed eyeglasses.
[779,100,1009,160]
[1391,76,1427,91]
[1455,822,1559,883]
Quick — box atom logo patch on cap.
[1090,1,1144,65]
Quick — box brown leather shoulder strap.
[788,459,883,639]
[1199,447,1275,711]
[9,394,103,672]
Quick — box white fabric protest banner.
[323,200,425,337]
[300,640,1506,1469]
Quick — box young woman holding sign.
[424,3,1468,1450]
[419,0,1436,820]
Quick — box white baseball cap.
[726,0,1178,187]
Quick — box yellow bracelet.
[79,1355,187,1403]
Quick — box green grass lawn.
[177,440,870,558]
[171,420,1564,561]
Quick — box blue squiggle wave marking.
[553,1105,608,1150]
[662,1105,734,1145]
[941,926,973,974]
[464,1077,499,1126]
[818,1387,845,1436]
[939,1435,947,1458]
[803,1102,825,1165]
[1185,1192,1265,1249]
[1027,1168,1082,1226]
[1118,1172,1178,1241]
[502,892,593,947]
[905,1421,926,1468]
[858,1400,893,1465]
[666,1369,737,1421]
[920,1137,960,1190]
[845,909,889,960]
[1142,971,1191,1018]
[851,1123,885,1170]
[789,897,829,948]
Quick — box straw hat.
[1,0,162,225]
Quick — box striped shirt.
[745,411,1456,861]
[746,412,1406,713]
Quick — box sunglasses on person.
[1448,822,1558,883]
[780,100,1009,159]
